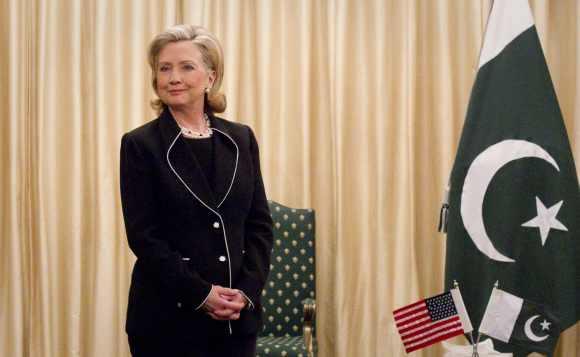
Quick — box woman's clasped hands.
[203,285,247,320]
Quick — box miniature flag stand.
[394,281,559,356]
[442,339,513,357]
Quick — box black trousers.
[128,332,257,357]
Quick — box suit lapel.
[160,109,218,209]
[210,117,239,207]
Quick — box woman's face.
[156,41,215,111]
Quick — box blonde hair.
[148,25,226,114]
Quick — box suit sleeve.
[234,127,274,307]
[120,133,212,308]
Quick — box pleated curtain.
[1,1,578,356]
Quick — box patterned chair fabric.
[256,201,316,357]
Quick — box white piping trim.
[166,129,240,334]
[195,284,214,310]
[238,290,255,310]
[166,132,222,220]
[210,127,239,208]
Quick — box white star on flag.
[540,319,551,331]
[521,197,568,246]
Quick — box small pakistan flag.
[443,0,580,356]
[479,287,561,355]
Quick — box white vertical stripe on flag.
[450,287,473,333]
[478,0,534,69]
[479,287,524,342]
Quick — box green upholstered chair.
[256,201,317,357]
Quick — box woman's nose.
[169,72,182,84]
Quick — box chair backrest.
[260,200,316,337]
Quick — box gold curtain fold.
[1,1,578,356]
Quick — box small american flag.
[393,289,472,353]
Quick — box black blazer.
[120,109,273,338]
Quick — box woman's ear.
[207,70,216,90]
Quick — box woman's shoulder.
[123,117,161,141]
[211,115,248,131]
[211,116,257,141]
[120,118,166,158]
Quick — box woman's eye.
[159,66,170,72]
[183,64,195,70]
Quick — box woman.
[120,25,273,356]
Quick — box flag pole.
[453,280,479,357]
[469,332,479,357]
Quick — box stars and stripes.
[393,291,468,353]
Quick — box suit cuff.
[238,290,255,311]
[195,284,213,310]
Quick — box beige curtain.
[1,1,578,356]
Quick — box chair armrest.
[302,298,316,356]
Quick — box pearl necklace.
[177,114,212,139]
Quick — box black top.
[184,136,215,193]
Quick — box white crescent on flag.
[460,140,560,263]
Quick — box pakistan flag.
[444,0,580,356]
